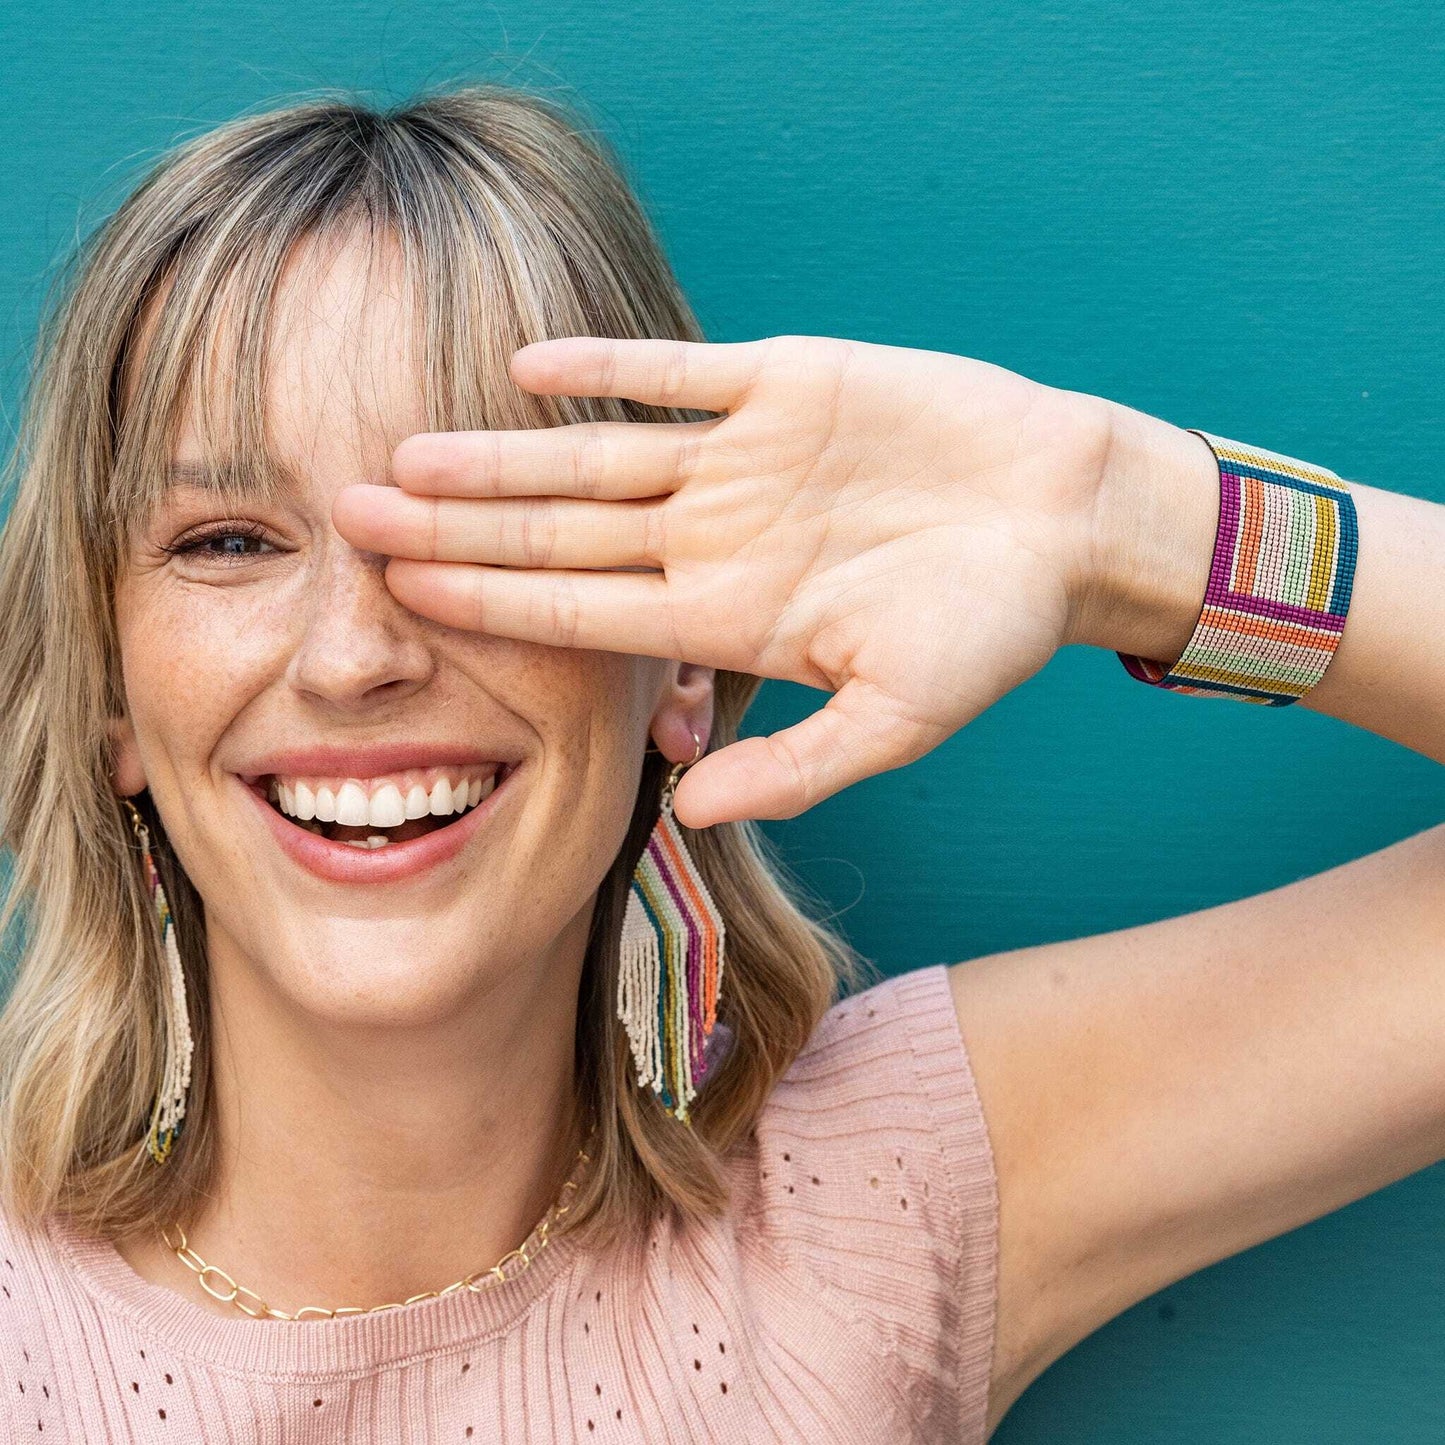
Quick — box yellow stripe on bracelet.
[1118,431,1358,705]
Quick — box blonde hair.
[0,85,868,1248]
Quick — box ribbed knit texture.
[0,963,999,1442]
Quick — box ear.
[649,661,717,763]
[106,713,148,797]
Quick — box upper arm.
[948,822,1445,1431]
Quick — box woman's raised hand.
[332,335,1205,827]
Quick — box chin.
[258,912,510,1030]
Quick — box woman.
[0,83,1439,1443]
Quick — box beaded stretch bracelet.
[1117,430,1358,705]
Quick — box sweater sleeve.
[748,962,1000,1443]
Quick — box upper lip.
[235,742,519,785]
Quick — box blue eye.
[165,523,276,562]
[206,533,261,557]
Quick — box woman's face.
[110,230,713,1027]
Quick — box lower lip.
[240,770,511,885]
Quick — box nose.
[286,534,436,711]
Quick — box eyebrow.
[164,459,300,493]
[165,461,228,489]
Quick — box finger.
[671,679,955,827]
[334,485,664,570]
[384,558,683,657]
[393,419,711,501]
[510,337,764,413]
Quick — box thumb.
[672,678,953,827]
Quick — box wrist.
[1066,399,1219,658]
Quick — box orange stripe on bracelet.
[1118,431,1357,706]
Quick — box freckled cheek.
[118,591,294,778]
[496,649,650,835]
[517,650,649,757]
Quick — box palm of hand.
[333,335,1107,823]
[646,340,1100,817]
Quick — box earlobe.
[106,714,147,797]
[650,662,717,763]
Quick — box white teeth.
[368,783,407,829]
[334,781,369,827]
[343,835,393,849]
[272,770,501,824]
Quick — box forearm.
[1072,399,1445,764]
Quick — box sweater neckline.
[46,1210,584,1377]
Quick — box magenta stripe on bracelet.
[1117,430,1358,706]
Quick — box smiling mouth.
[255,765,507,850]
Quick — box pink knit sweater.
[0,964,998,1442]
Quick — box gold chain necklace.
[158,1145,591,1321]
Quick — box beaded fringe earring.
[617,734,727,1126]
[122,796,194,1165]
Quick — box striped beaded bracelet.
[1117,430,1358,705]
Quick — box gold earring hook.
[120,795,149,844]
[661,728,703,810]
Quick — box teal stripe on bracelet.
[1118,431,1358,705]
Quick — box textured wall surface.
[2,2,1443,1438]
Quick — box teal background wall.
[2,2,1442,1438]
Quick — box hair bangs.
[105,115,674,552]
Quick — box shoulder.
[0,1201,68,1331]
[0,1203,75,1432]
[764,964,998,1221]
[0,1199,47,1321]
[759,963,999,1240]
[742,964,999,1436]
